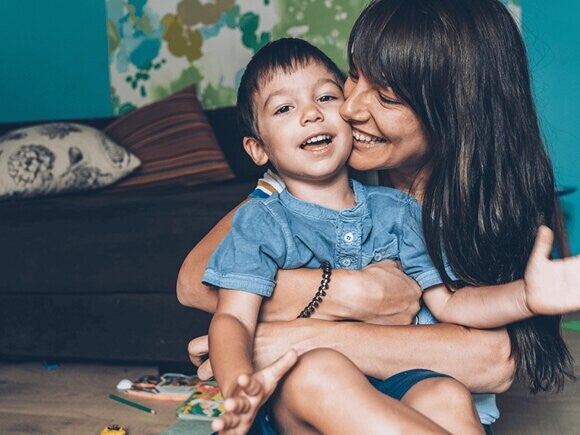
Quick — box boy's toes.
[225,396,251,413]
[211,413,239,432]
[238,373,261,396]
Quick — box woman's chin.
[348,146,389,171]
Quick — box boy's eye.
[274,105,292,115]
[318,95,337,103]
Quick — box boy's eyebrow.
[262,77,341,110]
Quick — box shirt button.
[340,257,352,267]
[343,232,354,243]
[374,253,383,261]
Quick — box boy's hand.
[524,225,580,315]
[211,349,298,435]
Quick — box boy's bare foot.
[211,350,298,434]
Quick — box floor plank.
[1,313,578,434]
[494,312,580,434]
[0,363,211,435]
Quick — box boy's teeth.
[305,134,331,144]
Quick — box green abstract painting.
[106,0,521,113]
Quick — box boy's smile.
[248,62,353,189]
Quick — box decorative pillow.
[0,123,140,200]
[104,85,235,190]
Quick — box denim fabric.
[207,176,500,425]
[203,179,448,297]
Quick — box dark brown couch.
[0,107,261,363]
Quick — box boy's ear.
[243,136,270,166]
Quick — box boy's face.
[246,62,353,185]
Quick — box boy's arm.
[422,280,530,328]
[209,289,261,397]
[423,225,580,328]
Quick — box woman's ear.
[243,136,270,166]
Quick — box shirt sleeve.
[202,200,287,297]
[248,169,286,198]
[398,199,457,290]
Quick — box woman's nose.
[340,78,369,123]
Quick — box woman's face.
[339,72,430,173]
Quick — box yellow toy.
[100,423,127,435]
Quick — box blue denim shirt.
[203,179,448,298]
[204,176,500,424]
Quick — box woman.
[178,0,576,429]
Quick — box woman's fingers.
[188,335,209,366]
[187,335,214,380]
[529,225,554,262]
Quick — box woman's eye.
[378,92,401,105]
[274,105,292,115]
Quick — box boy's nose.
[301,104,324,125]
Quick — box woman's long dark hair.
[349,0,574,392]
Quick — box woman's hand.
[524,225,580,315]
[337,260,421,325]
[188,335,213,380]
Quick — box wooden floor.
[1,313,579,434]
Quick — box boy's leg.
[270,348,448,434]
[401,376,484,435]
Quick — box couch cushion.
[0,123,140,200]
[203,107,266,182]
[0,181,254,295]
[104,86,235,190]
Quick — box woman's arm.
[252,321,515,393]
[176,202,247,313]
[191,320,514,393]
[177,204,421,324]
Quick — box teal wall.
[524,1,580,254]
[0,1,112,122]
[0,1,578,253]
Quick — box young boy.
[203,38,487,435]
[203,38,571,434]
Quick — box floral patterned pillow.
[0,123,140,200]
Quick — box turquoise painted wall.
[524,1,580,254]
[0,1,112,122]
[0,1,578,253]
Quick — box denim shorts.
[249,368,459,435]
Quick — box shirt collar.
[278,179,369,220]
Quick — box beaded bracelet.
[297,261,332,318]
